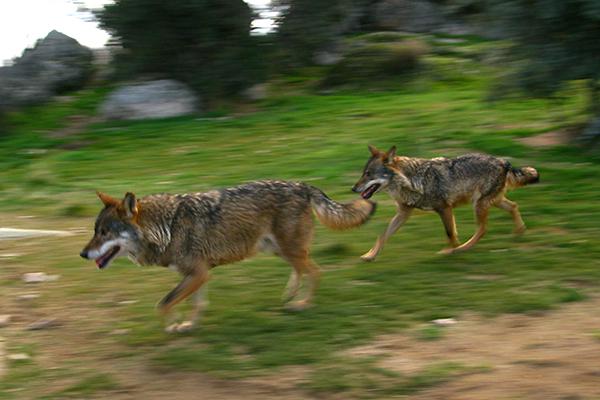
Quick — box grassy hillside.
[1,36,600,398]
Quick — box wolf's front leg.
[436,206,460,254]
[167,285,210,333]
[361,207,412,262]
[158,267,209,333]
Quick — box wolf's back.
[309,187,376,230]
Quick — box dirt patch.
[107,364,309,400]
[517,129,578,148]
[346,298,600,399]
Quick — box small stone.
[110,328,130,335]
[0,315,11,327]
[7,353,30,361]
[117,300,138,305]
[18,293,41,301]
[26,318,59,330]
[0,253,22,258]
[22,272,60,283]
[23,272,46,283]
[432,318,457,326]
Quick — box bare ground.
[347,298,600,400]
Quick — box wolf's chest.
[387,188,435,211]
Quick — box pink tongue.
[362,185,376,199]
[95,250,111,268]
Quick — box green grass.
[1,36,600,398]
[416,324,445,341]
[40,374,119,400]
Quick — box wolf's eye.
[100,228,107,236]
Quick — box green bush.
[489,1,600,116]
[274,0,356,68]
[322,40,428,87]
[96,0,266,102]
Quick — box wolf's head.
[80,192,141,269]
[352,145,397,199]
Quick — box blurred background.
[1,0,600,399]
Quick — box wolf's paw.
[437,247,455,255]
[175,321,195,332]
[285,300,312,312]
[360,252,377,262]
[281,292,297,304]
[514,224,526,235]
[165,323,180,334]
[165,321,195,334]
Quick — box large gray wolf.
[80,181,375,332]
[352,145,539,260]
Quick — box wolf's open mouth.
[96,246,121,269]
[361,184,381,199]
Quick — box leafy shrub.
[322,40,428,87]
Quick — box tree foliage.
[273,0,368,67]
[96,0,265,100]
[492,0,600,112]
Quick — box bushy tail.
[309,187,376,230]
[506,165,540,189]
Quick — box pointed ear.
[383,145,397,163]
[97,191,119,207]
[368,144,380,157]
[121,192,138,219]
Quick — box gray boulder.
[0,30,93,110]
[314,50,343,66]
[242,83,268,101]
[100,80,200,120]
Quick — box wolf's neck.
[137,199,178,258]
[391,156,423,171]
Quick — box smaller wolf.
[80,181,375,333]
[352,145,539,260]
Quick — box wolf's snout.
[351,185,360,193]
[80,250,89,259]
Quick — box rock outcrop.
[99,79,200,120]
[0,30,93,110]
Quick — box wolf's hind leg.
[274,211,319,310]
[437,207,460,253]
[495,197,526,234]
[445,201,489,254]
[285,256,320,311]
[361,206,412,262]
[282,270,301,303]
